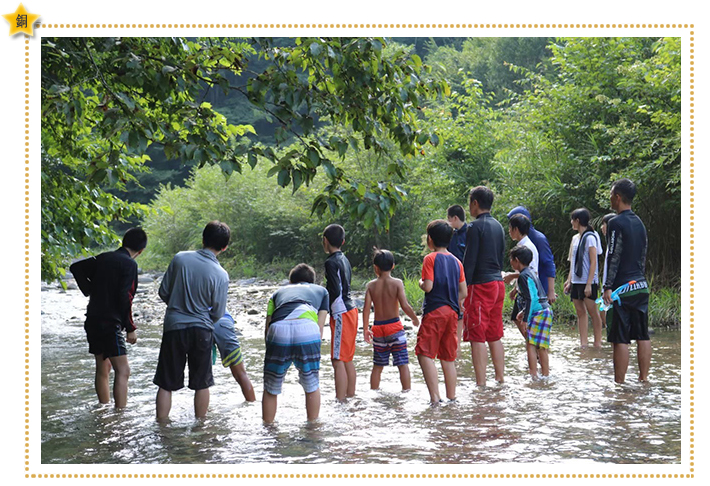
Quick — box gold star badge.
[2,3,40,36]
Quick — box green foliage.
[41,36,449,281]
[402,272,425,314]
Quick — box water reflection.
[41,281,681,464]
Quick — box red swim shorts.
[463,281,505,343]
[415,305,458,361]
[330,307,358,362]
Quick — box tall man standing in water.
[154,221,230,419]
[603,178,651,384]
[462,186,506,386]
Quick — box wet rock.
[354,298,365,309]
[138,275,154,284]
[65,282,78,291]
[279,279,289,286]
[239,278,257,286]
[247,308,259,315]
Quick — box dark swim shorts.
[606,288,650,344]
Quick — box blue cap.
[507,206,532,223]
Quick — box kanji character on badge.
[3,4,41,36]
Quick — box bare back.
[366,275,404,321]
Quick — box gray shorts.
[214,314,243,367]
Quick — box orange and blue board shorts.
[330,307,358,362]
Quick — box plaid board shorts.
[527,308,553,349]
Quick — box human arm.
[419,253,435,293]
[603,219,622,291]
[462,224,479,285]
[69,257,96,297]
[458,280,468,312]
[547,277,557,304]
[324,258,343,314]
[503,271,519,285]
[398,280,420,327]
[209,276,229,325]
[264,315,272,342]
[118,261,139,333]
[158,258,175,304]
[317,310,328,339]
[362,284,373,343]
[585,245,598,298]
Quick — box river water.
[40,277,681,464]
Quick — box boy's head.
[570,208,591,229]
[610,178,637,210]
[289,263,316,284]
[601,213,616,236]
[446,205,466,229]
[203,221,231,252]
[509,244,533,272]
[426,219,454,250]
[122,227,147,254]
[372,248,395,273]
[508,213,531,241]
[469,186,494,217]
[322,224,345,253]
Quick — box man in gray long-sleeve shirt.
[154,221,231,420]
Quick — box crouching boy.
[509,245,553,379]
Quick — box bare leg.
[194,388,210,418]
[108,355,131,409]
[230,363,256,402]
[93,355,112,404]
[489,340,505,384]
[470,342,488,386]
[572,298,589,347]
[345,361,357,398]
[417,355,440,402]
[440,360,457,400]
[584,298,603,348]
[637,340,652,382]
[397,364,411,391]
[370,365,384,390]
[332,359,347,401]
[156,388,172,420]
[538,348,550,376]
[612,343,630,384]
[305,389,320,421]
[600,310,607,329]
[526,344,539,379]
[262,391,278,423]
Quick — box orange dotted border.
[688,31,695,475]
[24,23,695,479]
[33,22,695,29]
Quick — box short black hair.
[122,228,147,252]
[469,186,494,210]
[426,219,454,248]
[447,205,466,222]
[373,248,395,271]
[611,178,637,204]
[289,263,316,284]
[570,208,591,227]
[508,214,531,236]
[602,213,616,226]
[509,244,533,266]
[323,224,345,248]
[203,221,231,251]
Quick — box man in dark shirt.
[447,204,469,348]
[603,178,651,384]
[462,186,506,386]
[70,228,147,408]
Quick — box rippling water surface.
[41,279,681,464]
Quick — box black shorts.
[606,290,650,344]
[85,318,126,359]
[153,327,214,391]
[570,283,599,301]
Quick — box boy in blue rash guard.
[510,245,552,380]
[507,206,557,303]
[262,264,329,423]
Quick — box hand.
[603,289,612,306]
[126,331,137,344]
[412,317,420,328]
[503,272,518,285]
[508,287,517,301]
[516,311,523,322]
[548,290,557,304]
[584,283,592,298]
[364,329,373,344]
[563,281,571,294]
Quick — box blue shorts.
[214,314,243,367]
[372,317,409,367]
